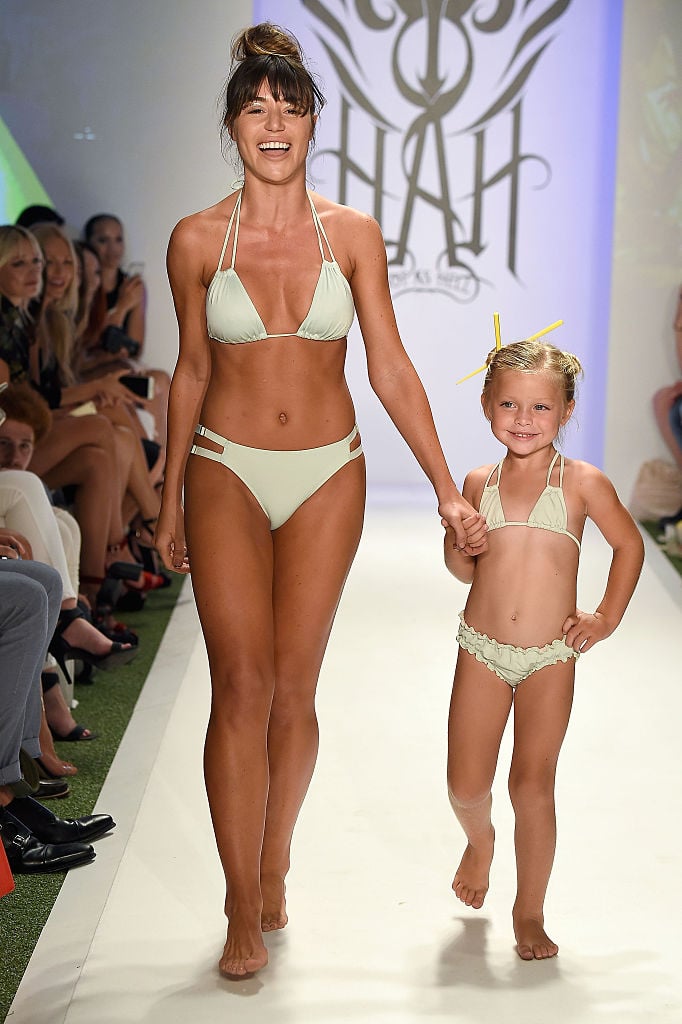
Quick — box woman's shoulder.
[309,192,382,239]
[169,193,240,252]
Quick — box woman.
[156,23,486,979]
[83,213,170,444]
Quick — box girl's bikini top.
[479,451,581,550]
[205,190,355,344]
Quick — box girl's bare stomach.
[463,533,579,648]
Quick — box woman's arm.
[348,211,486,553]
[154,218,212,572]
[443,471,485,582]
[562,463,644,653]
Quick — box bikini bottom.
[190,422,363,530]
[457,612,579,689]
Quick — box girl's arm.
[154,218,212,573]
[443,470,484,583]
[348,211,486,554]
[562,464,644,653]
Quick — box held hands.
[562,609,611,653]
[439,497,488,556]
[154,505,190,574]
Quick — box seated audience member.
[0,226,165,607]
[83,213,169,445]
[15,205,65,229]
[0,555,115,875]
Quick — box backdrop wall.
[1,0,680,500]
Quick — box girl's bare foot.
[219,907,268,979]
[452,827,494,909]
[513,912,558,960]
[260,873,288,932]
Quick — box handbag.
[629,459,682,520]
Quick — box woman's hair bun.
[232,23,302,64]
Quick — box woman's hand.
[0,528,32,559]
[439,497,488,555]
[154,504,190,574]
[117,275,144,316]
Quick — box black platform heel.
[48,606,138,684]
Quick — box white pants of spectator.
[0,469,80,602]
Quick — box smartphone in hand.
[120,374,155,400]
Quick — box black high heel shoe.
[48,606,138,684]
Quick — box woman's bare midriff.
[199,334,356,450]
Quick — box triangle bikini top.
[479,450,581,550]
[205,190,355,344]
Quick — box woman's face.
[42,234,75,303]
[231,81,315,184]
[0,239,43,306]
[82,248,101,305]
[0,417,35,471]
[88,218,124,270]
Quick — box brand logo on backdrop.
[304,0,571,302]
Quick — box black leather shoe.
[34,779,70,800]
[7,796,116,845]
[0,809,95,874]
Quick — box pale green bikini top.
[206,190,355,344]
[479,451,581,550]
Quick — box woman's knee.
[210,663,274,724]
[447,772,491,811]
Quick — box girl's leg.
[447,649,513,908]
[508,659,574,960]
[260,452,365,931]
[184,455,276,978]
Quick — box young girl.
[444,339,644,961]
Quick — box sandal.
[48,605,138,684]
[49,723,99,742]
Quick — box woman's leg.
[447,650,513,909]
[184,454,276,978]
[259,451,366,931]
[508,659,575,960]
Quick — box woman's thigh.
[270,453,366,698]
[184,454,276,687]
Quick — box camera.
[101,325,140,358]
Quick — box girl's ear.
[561,398,575,426]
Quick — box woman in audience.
[83,213,169,445]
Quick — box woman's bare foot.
[61,614,130,657]
[43,682,95,742]
[452,827,494,909]
[260,873,288,932]
[513,912,558,960]
[219,907,268,979]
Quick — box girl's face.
[231,80,315,184]
[483,369,574,456]
[88,218,124,270]
[0,417,35,470]
[0,239,43,306]
[42,235,75,303]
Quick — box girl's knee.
[508,767,556,810]
[447,779,491,811]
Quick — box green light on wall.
[0,114,53,223]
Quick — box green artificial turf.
[0,574,185,1022]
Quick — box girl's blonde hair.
[31,223,79,386]
[482,339,583,409]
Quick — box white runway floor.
[8,508,682,1024]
